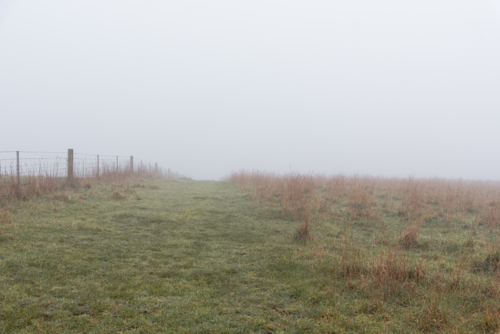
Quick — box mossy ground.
[1,179,499,333]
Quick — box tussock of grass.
[474,251,500,273]
[293,215,313,243]
[112,191,127,200]
[400,212,426,248]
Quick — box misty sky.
[1,1,500,180]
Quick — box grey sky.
[1,1,500,180]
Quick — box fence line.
[0,149,178,186]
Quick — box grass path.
[0,180,333,333]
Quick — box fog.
[1,1,500,180]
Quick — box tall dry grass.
[230,171,500,331]
[0,160,170,204]
[230,171,500,234]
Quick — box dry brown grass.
[348,183,378,221]
[400,210,427,248]
[0,207,12,232]
[293,207,314,243]
[479,200,500,230]
[230,171,500,232]
[0,164,166,205]
[229,171,500,331]
[112,191,127,200]
[411,300,450,333]
[338,232,426,297]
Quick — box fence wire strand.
[0,150,169,183]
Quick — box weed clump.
[473,251,500,274]
[52,192,72,203]
[411,300,450,333]
[478,306,500,332]
[293,215,313,243]
[479,200,500,229]
[112,191,127,200]
[348,185,377,221]
[339,244,426,286]
[400,214,425,248]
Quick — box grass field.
[1,177,500,333]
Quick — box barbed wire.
[74,157,129,160]
[19,151,67,154]
[74,153,130,158]
[19,156,64,158]
[3,151,133,158]
[19,158,65,161]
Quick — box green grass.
[1,179,500,333]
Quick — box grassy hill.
[1,178,499,333]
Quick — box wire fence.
[0,150,177,184]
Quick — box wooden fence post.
[97,155,100,179]
[130,156,133,173]
[67,149,74,183]
[16,151,20,185]
[155,163,158,173]
[116,156,119,172]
